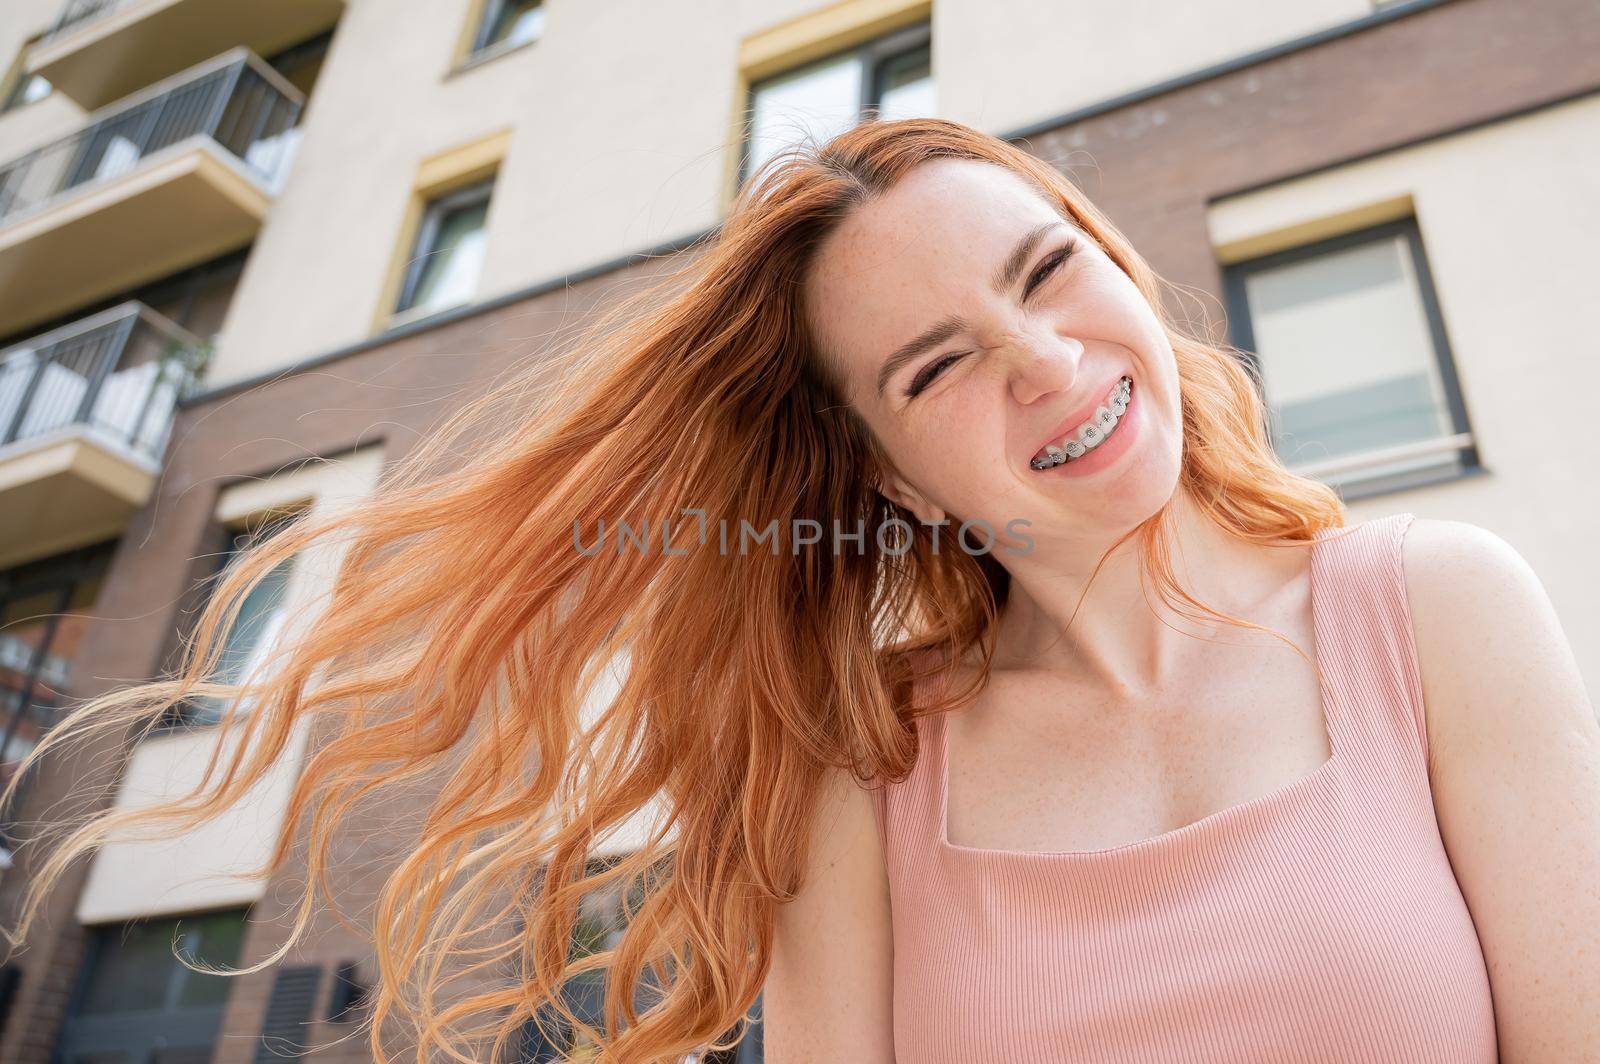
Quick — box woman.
[5,118,1596,1063]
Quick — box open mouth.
[1030,375,1134,470]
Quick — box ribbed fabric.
[869,512,1498,1062]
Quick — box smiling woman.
[3,117,1595,1063]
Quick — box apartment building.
[0,0,1594,1059]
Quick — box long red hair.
[1,117,1343,1062]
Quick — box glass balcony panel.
[46,0,124,41]
[0,303,204,461]
[32,0,342,112]
[0,53,303,227]
[0,51,302,333]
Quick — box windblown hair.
[1,118,1344,1061]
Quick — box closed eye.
[1024,241,1075,299]
[902,239,1078,400]
[905,350,965,398]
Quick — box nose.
[1003,332,1086,406]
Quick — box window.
[394,177,495,320]
[55,908,249,1063]
[0,544,113,863]
[471,0,545,58]
[741,21,933,189]
[514,856,658,1059]
[511,855,759,1062]
[1223,217,1477,498]
[185,518,298,726]
[2,71,52,112]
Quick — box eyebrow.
[874,219,1068,400]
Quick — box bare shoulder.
[1399,516,1600,1057]
[764,762,895,1063]
[1398,516,1540,625]
[1399,514,1534,590]
[1397,516,1581,760]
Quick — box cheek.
[907,401,1016,501]
[1067,269,1139,323]
[1099,273,1167,342]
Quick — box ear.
[876,468,946,527]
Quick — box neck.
[985,487,1293,693]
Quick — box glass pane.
[0,554,104,822]
[404,195,491,316]
[0,598,69,764]
[2,349,89,441]
[0,590,72,776]
[210,555,294,689]
[88,316,191,455]
[77,921,189,1014]
[77,911,246,1016]
[746,53,862,183]
[172,910,247,1008]
[191,523,297,723]
[92,133,143,183]
[875,45,935,120]
[483,0,544,50]
[1242,233,1453,468]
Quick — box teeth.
[1031,376,1133,470]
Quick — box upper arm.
[764,764,895,1064]
[1402,517,1600,1061]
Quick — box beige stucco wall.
[934,0,1371,132]
[1207,91,1600,690]
[203,0,1377,388]
[76,444,386,924]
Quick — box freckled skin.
[802,158,1184,558]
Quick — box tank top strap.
[870,657,954,853]
[874,514,1434,852]
[1310,511,1432,778]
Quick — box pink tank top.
[869,512,1499,1062]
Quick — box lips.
[1027,373,1131,467]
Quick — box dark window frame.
[0,542,116,856]
[1221,214,1481,501]
[56,906,252,1063]
[737,19,932,190]
[393,176,496,320]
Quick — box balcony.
[0,302,205,569]
[28,0,342,112]
[0,49,301,335]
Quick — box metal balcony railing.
[43,0,126,41]
[0,49,304,226]
[0,302,207,463]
